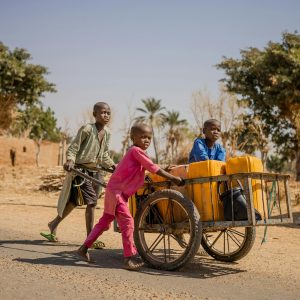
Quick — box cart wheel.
[201,227,256,262]
[134,189,201,271]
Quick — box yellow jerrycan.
[225,156,267,219]
[187,160,226,221]
[148,165,189,222]
[128,184,148,218]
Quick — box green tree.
[233,114,269,167]
[136,98,165,163]
[217,32,300,179]
[11,104,61,166]
[162,110,187,163]
[266,154,286,173]
[0,42,56,131]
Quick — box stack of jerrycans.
[129,156,266,222]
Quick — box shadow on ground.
[0,238,246,279]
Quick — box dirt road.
[0,166,299,299]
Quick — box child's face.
[203,122,221,142]
[93,105,111,126]
[132,128,152,150]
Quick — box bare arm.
[156,168,183,186]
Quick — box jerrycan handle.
[217,179,243,197]
[217,181,227,198]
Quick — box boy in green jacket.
[40,102,115,248]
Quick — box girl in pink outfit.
[76,123,183,270]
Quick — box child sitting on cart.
[75,123,184,270]
[189,119,226,162]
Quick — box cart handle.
[70,167,107,187]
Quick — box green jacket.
[66,123,114,168]
[57,124,114,217]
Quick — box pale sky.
[0,0,299,152]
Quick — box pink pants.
[83,195,137,258]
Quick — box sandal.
[123,257,144,271]
[73,249,95,264]
[40,232,58,242]
[91,240,105,249]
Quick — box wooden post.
[244,176,255,225]
[284,178,293,222]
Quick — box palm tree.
[162,110,187,163]
[136,98,165,162]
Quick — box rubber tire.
[134,189,202,271]
[201,226,256,262]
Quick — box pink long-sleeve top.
[104,146,160,215]
[107,146,160,197]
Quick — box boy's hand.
[164,164,176,172]
[172,176,185,186]
[156,169,184,186]
[63,160,74,172]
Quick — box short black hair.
[203,119,221,129]
[93,102,110,112]
[130,122,152,137]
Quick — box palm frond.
[136,108,147,114]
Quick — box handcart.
[128,170,293,271]
[70,164,293,271]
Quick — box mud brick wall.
[0,136,61,167]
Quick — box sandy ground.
[0,166,299,300]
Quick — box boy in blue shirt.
[189,119,226,162]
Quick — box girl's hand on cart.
[172,176,185,186]
[178,178,185,186]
